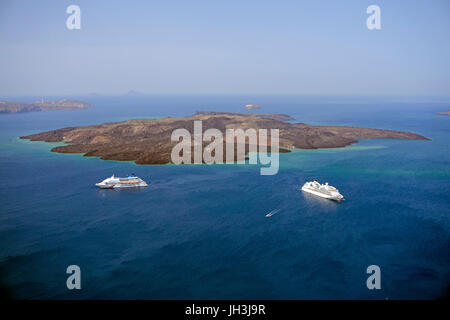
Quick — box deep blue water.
[0,95,449,299]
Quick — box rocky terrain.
[0,99,91,114]
[21,111,429,165]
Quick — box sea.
[0,95,448,299]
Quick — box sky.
[0,0,449,95]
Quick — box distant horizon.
[2,92,450,98]
[2,92,450,106]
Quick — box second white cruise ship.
[95,175,148,189]
[301,180,344,202]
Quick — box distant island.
[197,111,292,121]
[125,90,144,96]
[245,104,262,110]
[87,91,145,96]
[436,110,450,115]
[21,111,430,165]
[0,99,92,114]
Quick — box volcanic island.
[0,99,91,114]
[20,111,430,165]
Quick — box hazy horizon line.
[2,92,450,98]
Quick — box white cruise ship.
[95,175,148,189]
[301,180,344,202]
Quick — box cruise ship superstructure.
[301,180,344,202]
[95,175,148,189]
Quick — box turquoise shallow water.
[0,95,449,299]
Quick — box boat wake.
[265,208,281,218]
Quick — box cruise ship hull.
[95,175,148,189]
[301,186,343,202]
[96,182,148,189]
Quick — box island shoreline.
[20,111,430,165]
